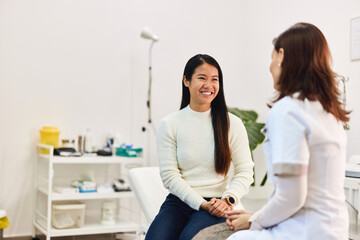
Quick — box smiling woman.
[182,63,219,112]
[144,54,254,240]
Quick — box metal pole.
[145,40,157,166]
[147,41,157,135]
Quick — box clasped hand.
[226,209,253,231]
[201,199,253,231]
[201,198,231,218]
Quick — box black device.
[97,149,113,156]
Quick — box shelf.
[35,144,144,239]
[38,155,142,164]
[52,191,134,201]
[37,186,134,200]
[34,218,139,237]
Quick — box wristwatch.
[224,195,235,205]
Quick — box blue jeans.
[145,193,226,240]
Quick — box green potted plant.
[228,107,267,186]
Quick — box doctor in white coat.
[193,22,350,240]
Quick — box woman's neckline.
[186,105,211,116]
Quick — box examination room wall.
[0,0,359,237]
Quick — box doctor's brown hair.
[273,22,350,122]
[180,54,231,175]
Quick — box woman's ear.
[278,48,284,64]
[183,76,189,87]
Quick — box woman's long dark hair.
[180,54,231,175]
[273,22,350,122]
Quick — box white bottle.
[101,201,116,225]
[84,128,93,153]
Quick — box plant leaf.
[228,107,265,151]
[260,173,267,186]
[244,122,265,151]
[228,107,267,186]
[228,107,258,122]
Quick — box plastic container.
[116,148,143,157]
[84,128,93,153]
[101,201,117,225]
[51,201,85,229]
[0,209,10,229]
[78,135,85,153]
[61,139,75,148]
[39,127,60,154]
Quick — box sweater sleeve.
[157,118,206,210]
[223,115,254,205]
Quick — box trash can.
[39,126,60,154]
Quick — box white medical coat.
[228,96,349,240]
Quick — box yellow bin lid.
[39,126,60,134]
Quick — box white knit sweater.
[157,105,254,210]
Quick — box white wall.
[0,0,359,237]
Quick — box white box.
[52,201,86,229]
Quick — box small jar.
[61,139,75,148]
[101,201,117,225]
